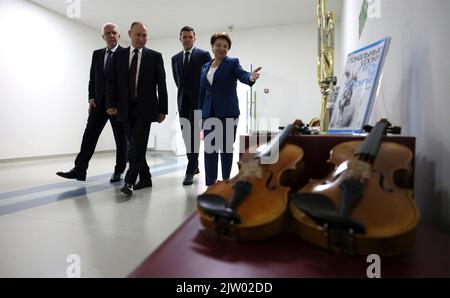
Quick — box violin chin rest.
[197,194,240,223]
[290,193,366,234]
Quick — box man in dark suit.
[171,26,211,185]
[107,22,168,196]
[56,23,127,182]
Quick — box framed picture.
[328,37,391,134]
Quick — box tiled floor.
[0,150,238,277]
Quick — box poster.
[328,37,391,134]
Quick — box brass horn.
[317,0,337,133]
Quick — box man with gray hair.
[57,23,127,182]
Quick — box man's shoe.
[120,183,133,196]
[134,178,152,190]
[194,168,200,175]
[110,173,122,183]
[183,174,194,186]
[56,169,86,181]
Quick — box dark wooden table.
[129,213,450,278]
[129,134,449,278]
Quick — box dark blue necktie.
[104,49,113,75]
[183,51,190,76]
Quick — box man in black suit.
[57,23,127,182]
[171,26,211,185]
[107,22,168,196]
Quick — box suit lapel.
[202,61,213,90]
[212,56,228,86]
[190,47,197,64]
[178,51,184,77]
[99,48,106,72]
[122,47,131,81]
[125,46,131,65]
[138,47,147,79]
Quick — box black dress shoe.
[110,173,122,183]
[56,169,86,181]
[134,178,152,190]
[120,183,133,196]
[194,168,200,175]
[183,174,194,186]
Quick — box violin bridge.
[240,158,263,179]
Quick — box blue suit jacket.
[171,47,211,112]
[199,56,254,119]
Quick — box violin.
[289,119,419,255]
[197,120,305,240]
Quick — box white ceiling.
[29,0,342,38]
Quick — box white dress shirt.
[207,65,218,86]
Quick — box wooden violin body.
[197,121,305,240]
[290,122,419,255]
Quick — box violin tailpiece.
[214,217,237,238]
[229,181,252,210]
[339,179,365,217]
[327,227,356,254]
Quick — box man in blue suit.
[199,32,261,186]
[107,22,168,196]
[172,26,211,185]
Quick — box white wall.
[0,2,338,159]
[342,0,450,233]
[0,0,115,160]
[151,22,342,153]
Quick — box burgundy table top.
[129,213,450,278]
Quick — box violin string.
[380,87,390,121]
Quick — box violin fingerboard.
[355,121,387,163]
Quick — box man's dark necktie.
[129,49,139,100]
[183,51,190,76]
[104,49,113,75]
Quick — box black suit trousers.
[74,106,127,174]
[179,103,201,175]
[124,103,152,184]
